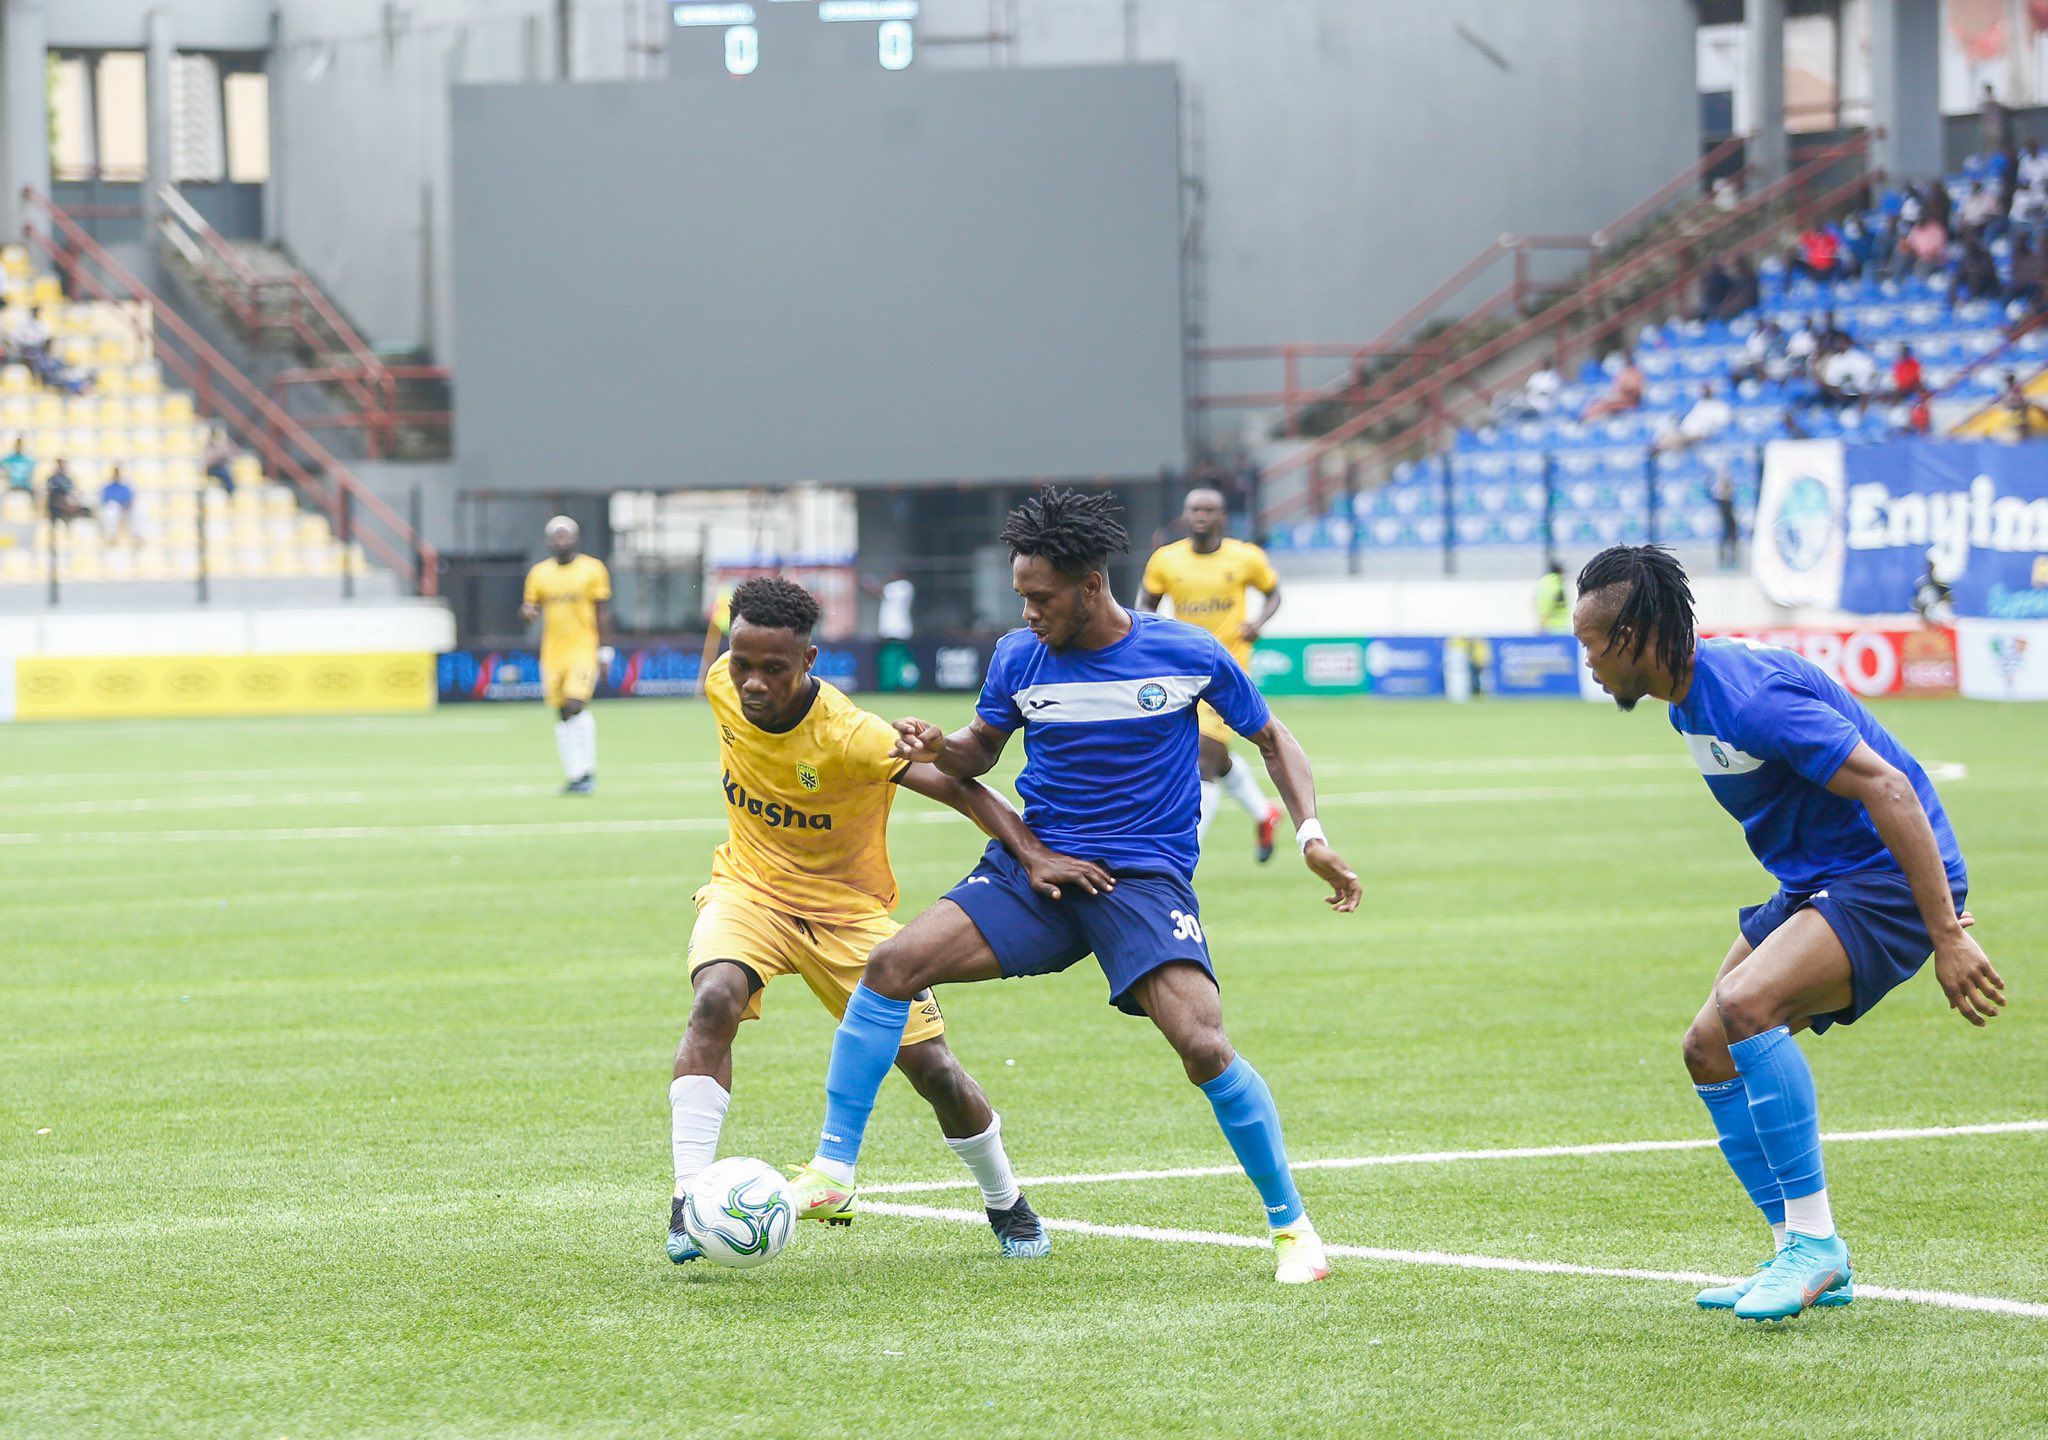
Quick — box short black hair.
[1576,544,1696,681]
[998,487,1131,577]
[730,575,821,638]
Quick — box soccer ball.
[682,1157,796,1270]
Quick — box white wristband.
[1295,818,1327,853]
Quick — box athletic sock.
[1695,1076,1786,1229]
[944,1111,1022,1211]
[571,709,597,778]
[1199,1055,1305,1229]
[554,719,579,780]
[669,1074,730,1197]
[1220,756,1270,819]
[1727,1026,1833,1238]
[1198,781,1220,840]
[1771,1220,1788,1249]
[811,982,912,1175]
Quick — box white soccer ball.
[682,1157,796,1270]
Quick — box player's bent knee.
[686,963,752,1031]
[1711,976,1778,1042]
[1681,1019,1733,1083]
[861,938,926,1001]
[1176,1030,1235,1085]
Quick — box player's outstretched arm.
[896,763,1115,899]
[890,716,1010,779]
[1247,717,1362,913]
[1826,742,2005,1026]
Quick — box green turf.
[4,695,2044,1438]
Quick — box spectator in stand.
[1905,388,1933,436]
[1735,319,1789,384]
[1959,182,2005,243]
[1889,214,1950,278]
[1792,224,1841,280]
[1926,177,1954,232]
[1579,352,1643,422]
[1655,380,1733,453]
[1956,238,2001,303]
[1817,337,1880,409]
[2021,141,2048,194]
[1784,315,1823,376]
[99,465,135,544]
[1997,372,2048,438]
[44,458,89,527]
[1837,219,1877,279]
[1695,259,1733,320]
[4,304,50,360]
[1496,360,1564,423]
[2006,235,2046,313]
[1980,83,2013,161]
[1891,343,1924,401]
[202,428,236,495]
[2,435,33,494]
[1897,184,1926,226]
[1712,467,1741,570]
[1723,257,1760,318]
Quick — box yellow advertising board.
[12,653,436,721]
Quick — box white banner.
[1753,439,1847,609]
[1956,619,2048,701]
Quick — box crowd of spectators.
[1,306,92,394]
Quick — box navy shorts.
[1739,868,1968,1034]
[942,841,1214,1016]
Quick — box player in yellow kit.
[1139,487,1285,859]
[665,576,1113,1264]
[521,516,611,794]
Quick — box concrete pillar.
[1747,0,1788,183]
[0,0,51,237]
[143,7,175,235]
[262,8,284,244]
[1870,0,1943,182]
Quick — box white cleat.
[1272,1219,1330,1284]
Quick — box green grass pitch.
[4,695,2045,1438]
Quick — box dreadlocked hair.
[998,487,1131,577]
[1575,544,1696,681]
[730,574,821,637]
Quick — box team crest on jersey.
[1709,741,1730,769]
[1137,682,1168,712]
[796,762,820,792]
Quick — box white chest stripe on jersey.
[1683,732,1767,776]
[1011,674,1210,724]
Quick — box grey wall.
[449,66,1187,490]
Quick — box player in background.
[668,576,1111,1263]
[1139,488,1286,860]
[521,516,611,794]
[1573,545,2003,1323]
[784,489,1362,1284]
[696,581,733,697]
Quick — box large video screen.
[450,66,1185,490]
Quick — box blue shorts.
[942,841,1214,1016]
[1739,868,1967,1034]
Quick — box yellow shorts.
[687,885,946,1044]
[1197,699,1236,746]
[542,655,599,710]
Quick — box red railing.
[1259,134,1875,529]
[155,185,450,459]
[23,186,441,596]
[1201,137,1749,434]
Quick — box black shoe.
[987,1192,1052,1258]
[562,774,595,795]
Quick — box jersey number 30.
[1169,909,1204,944]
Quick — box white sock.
[670,1074,731,1197]
[554,719,579,781]
[1783,1188,1835,1240]
[1220,756,1271,819]
[807,1154,856,1186]
[944,1111,1022,1211]
[1770,1220,1787,1250]
[571,709,597,778]
[1198,780,1220,840]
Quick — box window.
[223,71,271,184]
[94,52,148,182]
[48,55,95,182]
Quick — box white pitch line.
[863,1120,2048,1196]
[860,1201,2048,1320]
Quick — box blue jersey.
[1669,638,1965,893]
[976,609,1272,878]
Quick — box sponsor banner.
[877,639,989,693]
[1756,440,2048,616]
[1700,627,1958,698]
[1250,637,1446,697]
[1487,635,1584,698]
[439,645,868,702]
[13,653,435,721]
[1956,619,2048,700]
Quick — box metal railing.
[23,186,441,596]
[155,184,451,459]
[1258,134,1877,533]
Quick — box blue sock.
[815,984,911,1168]
[1695,1076,1785,1226]
[1727,1026,1826,1201]
[1199,1055,1305,1229]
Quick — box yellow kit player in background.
[665,576,1113,1263]
[1139,486,1286,860]
[521,516,611,794]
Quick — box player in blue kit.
[1573,546,2005,1322]
[784,488,1363,1283]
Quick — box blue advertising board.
[439,644,865,702]
[1486,635,1585,697]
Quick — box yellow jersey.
[1141,537,1279,667]
[704,655,910,924]
[524,554,611,662]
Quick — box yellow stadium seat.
[96,367,130,397]
[127,392,160,422]
[127,426,164,457]
[65,427,98,459]
[165,426,199,458]
[30,276,61,306]
[230,454,262,488]
[97,398,130,429]
[66,394,98,425]
[162,391,194,423]
[1,490,34,522]
[95,335,130,366]
[263,485,297,515]
[130,458,166,489]
[166,459,201,487]
[0,244,27,276]
[0,364,28,394]
[57,335,90,366]
[130,363,163,395]
[31,394,61,426]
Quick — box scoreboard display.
[670,0,915,76]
